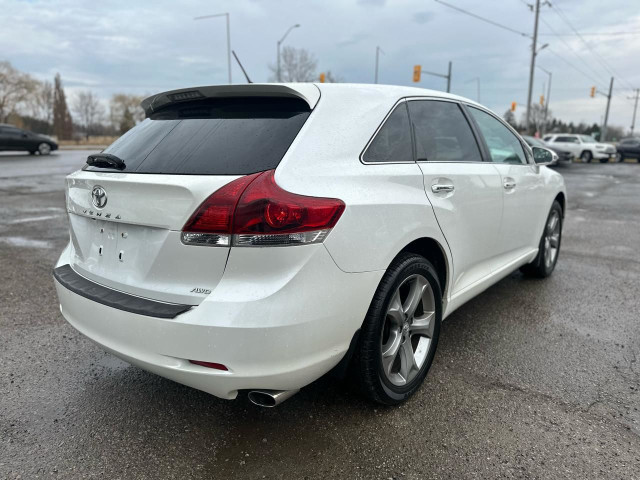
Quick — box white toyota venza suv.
[54,84,566,407]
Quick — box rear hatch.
[65,91,314,305]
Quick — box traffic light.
[413,65,421,83]
[319,73,325,83]
[511,101,517,112]
[590,86,596,98]
[540,94,545,106]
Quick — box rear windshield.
[86,97,311,175]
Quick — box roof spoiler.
[141,84,321,117]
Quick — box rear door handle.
[503,180,516,190]
[431,184,455,194]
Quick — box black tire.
[615,153,624,163]
[521,200,563,278]
[580,151,593,163]
[28,150,36,155]
[353,252,442,405]
[599,158,609,163]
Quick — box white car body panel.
[54,83,567,400]
[418,162,503,295]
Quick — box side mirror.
[532,146,558,166]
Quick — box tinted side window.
[88,97,311,175]
[408,100,482,162]
[469,107,526,164]
[363,103,413,163]
[556,136,578,143]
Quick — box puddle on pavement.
[0,236,52,248]
[7,214,62,224]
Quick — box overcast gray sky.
[2,0,639,129]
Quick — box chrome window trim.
[463,103,533,165]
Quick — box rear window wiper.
[86,153,126,170]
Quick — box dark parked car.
[522,135,572,166]
[615,138,640,162]
[0,124,58,155]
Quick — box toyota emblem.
[91,185,107,209]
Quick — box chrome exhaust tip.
[247,389,299,407]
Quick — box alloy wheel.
[38,143,51,155]
[544,210,561,270]
[380,274,436,386]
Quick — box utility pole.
[629,88,640,136]
[601,77,614,142]
[374,46,384,84]
[194,13,231,84]
[525,0,540,134]
[447,61,452,93]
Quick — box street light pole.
[194,13,231,84]
[277,24,300,82]
[525,0,541,134]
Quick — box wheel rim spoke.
[410,311,435,338]
[403,276,427,318]
[381,332,402,375]
[397,340,416,384]
[547,213,558,234]
[386,290,404,326]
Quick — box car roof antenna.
[232,50,252,84]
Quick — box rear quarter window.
[362,103,413,163]
[86,97,311,175]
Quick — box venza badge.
[91,185,107,209]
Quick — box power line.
[539,17,608,87]
[546,48,604,86]
[539,31,640,36]
[434,0,531,38]
[549,2,636,91]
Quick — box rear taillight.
[181,170,345,247]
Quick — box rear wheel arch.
[396,238,449,300]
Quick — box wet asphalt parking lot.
[1,150,639,479]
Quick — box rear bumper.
[54,244,383,400]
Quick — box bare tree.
[29,80,54,125]
[503,109,518,129]
[323,70,344,83]
[524,103,550,135]
[72,90,105,140]
[109,93,144,134]
[269,46,317,82]
[0,61,37,122]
